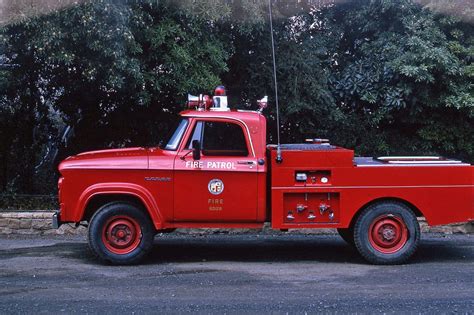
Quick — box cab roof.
[179,109,267,158]
[180,109,264,125]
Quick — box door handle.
[237,161,256,165]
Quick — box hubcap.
[102,215,142,255]
[368,215,408,254]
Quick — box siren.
[187,94,200,108]
[187,94,212,110]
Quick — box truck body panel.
[58,109,474,230]
[57,109,473,232]
[54,89,474,265]
[55,88,474,265]
[270,148,473,229]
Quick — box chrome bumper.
[52,211,61,229]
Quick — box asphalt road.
[0,233,473,314]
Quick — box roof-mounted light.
[257,96,268,113]
[186,86,230,111]
[214,85,226,96]
[211,85,229,111]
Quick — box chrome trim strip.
[272,185,474,190]
[385,161,463,164]
[356,164,470,167]
[374,156,465,164]
[378,156,445,160]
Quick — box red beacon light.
[211,85,229,111]
[214,85,226,96]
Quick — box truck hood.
[59,147,149,171]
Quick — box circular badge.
[208,179,224,195]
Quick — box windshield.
[161,118,188,151]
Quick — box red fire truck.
[53,87,474,265]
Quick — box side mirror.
[192,140,201,160]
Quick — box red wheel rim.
[102,215,142,255]
[368,214,408,254]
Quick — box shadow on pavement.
[0,242,93,261]
[148,236,363,264]
[145,235,473,265]
[0,235,472,265]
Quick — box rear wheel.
[354,201,420,265]
[88,202,155,265]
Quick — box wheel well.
[348,197,423,229]
[83,194,148,222]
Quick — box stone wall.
[0,211,473,236]
[0,211,87,235]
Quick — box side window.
[163,119,188,151]
[187,121,249,156]
[186,121,204,149]
[186,120,249,156]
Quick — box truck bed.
[355,156,469,166]
[270,147,473,228]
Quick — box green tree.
[0,0,473,196]
[0,0,232,193]
[329,0,474,159]
[0,19,59,193]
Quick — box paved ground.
[0,233,473,314]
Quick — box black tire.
[337,227,355,246]
[88,202,155,265]
[354,201,420,265]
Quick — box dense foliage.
[0,0,472,194]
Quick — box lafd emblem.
[208,179,224,195]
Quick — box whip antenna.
[268,0,282,163]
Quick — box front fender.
[76,182,164,230]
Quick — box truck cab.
[55,87,474,265]
[163,110,267,224]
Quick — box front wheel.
[354,201,420,265]
[88,202,155,265]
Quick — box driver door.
[173,119,258,222]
